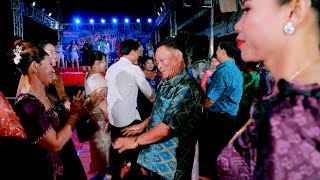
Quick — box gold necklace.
[228,118,253,144]
[289,60,314,81]
[29,91,49,102]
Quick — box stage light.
[42,8,45,12]
[112,18,117,23]
[157,12,160,16]
[90,19,94,23]
[147,18,152,23]
[124,18,129,23]
[32,2,36,6]
[136,19,141,23]
[75,19,80,24]
[160,7,163,11]
[48,13,52,17]
[101,19,105,23]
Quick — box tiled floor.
[71,131,96,179]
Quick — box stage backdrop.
[62,30,153,52]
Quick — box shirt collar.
[162,68,188,86]
[120,57,133,64]
[216,59,235,70]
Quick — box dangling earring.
[284,21,295,34]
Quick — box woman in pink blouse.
[200,55,220,92]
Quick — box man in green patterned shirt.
[112,37,204,179]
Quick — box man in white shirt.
[105,39,155,179]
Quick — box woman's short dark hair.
[142,55,153,65]
[88,50,106,67]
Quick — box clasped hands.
[112,122,145,153]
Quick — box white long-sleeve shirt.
[105,57,155,127]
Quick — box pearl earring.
[284,21,295,34]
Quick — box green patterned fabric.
[137,68,204,179]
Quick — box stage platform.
[55,67,105,86]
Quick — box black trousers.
[110,120,145,180]
[199,111,237,180]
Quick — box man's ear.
[175,50,183,63]
[221,48,227,57]
[287,0,311,27]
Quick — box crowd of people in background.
[49,37,156,73]
[1,0,320,179]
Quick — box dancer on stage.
[66,40,80,72]
[55,41,66,73]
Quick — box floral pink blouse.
[200,70,213,90]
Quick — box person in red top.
[116,37,124,60]
[0,91,26,138]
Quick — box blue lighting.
[71,16,153,24]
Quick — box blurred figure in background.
[200,55,220,92]
[217,0,320,179]
[137,56,161,121]
[66,40,80,72]
[55,41,66,73]
[81,38,94,73]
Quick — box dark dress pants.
[110,120,145,180]
[199,111,237,180]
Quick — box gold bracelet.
[70,114,79,120]
[134,137,140,147]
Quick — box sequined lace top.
[0,92,26,138]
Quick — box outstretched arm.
[113,122,170,153]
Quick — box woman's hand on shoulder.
[91,88,106,106]
[85,88,106,113]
